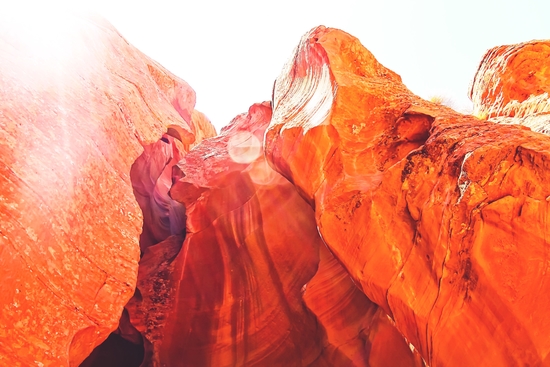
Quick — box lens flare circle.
[227,132,262,164]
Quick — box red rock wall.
[0,13,207,366]
[265,26,550,367]
[127,102,422,367]
[3,11,550,367]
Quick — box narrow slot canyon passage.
[80,134,187,367]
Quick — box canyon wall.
[264,26,550,367]
[1,13,550,367]
[0,13,213,366]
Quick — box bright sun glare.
[1,3,89,68]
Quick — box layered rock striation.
[265,26,550,366]
[129,102,421,366]
[2,11,550,367]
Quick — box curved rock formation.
[128,102,422,366]
[302,244,423,367]
[470,40,550,133]
[265,26,550,367]
[130,134,188,251]
[4,10,550,367]
[0,12,203,366]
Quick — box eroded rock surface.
[265,26,550,367]
[470,40,550,133]
[4,10,550,367]
[0,12,202,366]
[127,102,422,367]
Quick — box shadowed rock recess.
[1,12,549,367]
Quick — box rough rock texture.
[128,102,422,367]
[190,110,218,149]
[4,10,550,367]
[0,12,205,366]
[265,26,550,367]
[470,40,550,133]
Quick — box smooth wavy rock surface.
[127,102,422,367]
[470,40,550,133]
[130,134,188,251]
[265,26,550,367]
[0,12,202,366]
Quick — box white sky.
[4,0,550,131]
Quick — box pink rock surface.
[130,134,187,251]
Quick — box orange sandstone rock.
[470,40,550,132]
[128,102,421,366]
[190,110,218,149]
[303,244,423,367]
[265,26,550,367]
[0,12,202,366]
